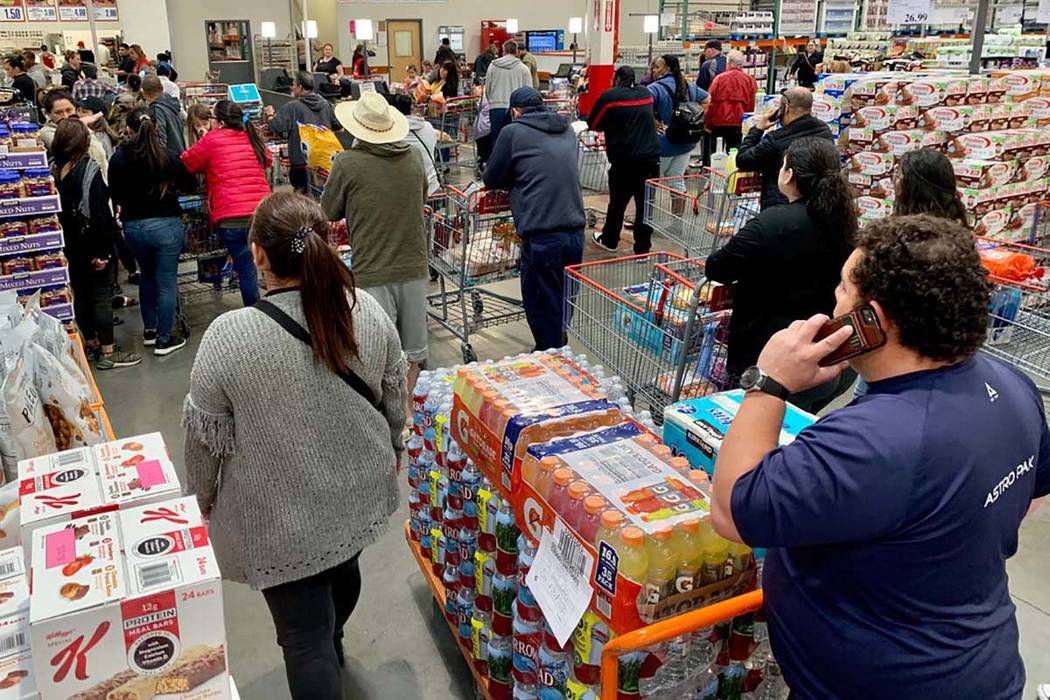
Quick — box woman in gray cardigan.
[183,192,407,700]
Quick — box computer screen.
[526,30,564,53]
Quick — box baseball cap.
[77,97,106,115]
[509,86,543,110]
[705,40,722,51]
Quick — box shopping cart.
[544,96,576,118]
[578,129,609,230]
[980,237,1050,393]
[565,253,733,417]
[427,186,526,363]
[181,82,229,109]
[174,195,239,335]
[430,95,479,172]
[643,168,762,257]
[1023,201,1050,247]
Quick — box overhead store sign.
[1039,0,1050,24]
[998,5,1023,24]
[888,0,932,24]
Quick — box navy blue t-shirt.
[731,355,1050,700]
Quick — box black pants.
[289,166,309,194]
[262,555,362,700]
[70,258,116,346]
[520,231,584,351]
[601,158,659,254]
[704,126,743,166]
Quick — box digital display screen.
[526,30,564,53]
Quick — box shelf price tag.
[526,516,595,648]
[888,0,932,24]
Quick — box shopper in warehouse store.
[648,54,707,181]
[788,40,824,90]
[710,214,1049,700]
[704,50,758,162]
[184,192,406,700]
[696,39,726,166]
[484,87,584,351]
[735,86,832,210]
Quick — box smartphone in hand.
[814,304,886,367]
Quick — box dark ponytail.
[213,99,268,168]
[784,137,857,256]
[250,192,359,373]
[126,106,172,196]
[894,148,969,228]
[661,54,688,102]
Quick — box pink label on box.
[135,460,167,488]
[44,528,75,569]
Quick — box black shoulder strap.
[657,80,677,106]
[254,300,381,409]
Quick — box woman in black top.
[706,137,856,410]
[789,40,824,89]
[894,147,969,227]
[313,43,342,76]
[54,118,141,370]
[350,44,367,78]
[4,54,35,104]
[109,107,197,356]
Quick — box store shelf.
[0,265,67,292]
[0,230,63,257]
[0,195,60,220]
[404,521,496,700]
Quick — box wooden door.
[387,19,423,84]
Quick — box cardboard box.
[18,448,110,557]
[0,548,34,700]
[1024,96,1050,127]
[917,105,991,133]
[29,502,229,700]
[952,159,1018,188]
[874,129,928,156]
[897,76,968,108]
[662,391,816,476]
[92,433,181,508]
[857,195,895,222]
[1005,72,1042,101]
[851,104,918,132]
[846,151,895,177]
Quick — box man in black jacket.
[587,66,660,254]
[142,76,186,154]
[265,72,340,193]
[736,86,833,210]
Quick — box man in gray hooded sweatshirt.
[483,40,532,147]
[267,72,340,193]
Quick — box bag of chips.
[1,347,56,483]
[298,122,344,175]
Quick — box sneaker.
[1038,684,1050,700]
[96,350,142,370]
[624,219,635,231]
[126,272,141,285]
[153,336,187,357]
[142,330,157,347]
[590,230,618,253]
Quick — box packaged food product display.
[0,546,37,700]
[409,354,786,700]
[29,497,229,700]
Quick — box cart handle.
[598,589,764,700]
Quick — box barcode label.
[137,561,179,590]
[0,632,27,654]
[0,562,18,578]
[57,450,85,467]
[596,594,612,618]
[555,526,588,582]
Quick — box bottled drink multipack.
[662,390,816,477]
[516,420,753,634]
[450,350,628,494]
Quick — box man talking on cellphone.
[711,215,1050,700]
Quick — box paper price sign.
[1040,0,1050,24]
[888,0,932,24]
[526,516,595,647]
[0,4,24,22]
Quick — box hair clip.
[242,113,250,124]
[292,225,311,255]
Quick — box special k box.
[92,433,181,508]
[18,448,109,556]
[0,547,35,700]
[29,503,229,700]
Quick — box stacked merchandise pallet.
[405,350,796,699]
[0,146,70,323]
[805,69,1050,238]
[0,433,233,699]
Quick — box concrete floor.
[93,184,1050,698]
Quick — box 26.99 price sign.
[888,0,932,24]
[0,1,25,22]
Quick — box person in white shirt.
[390,94,440,195]
[156,63,182,106]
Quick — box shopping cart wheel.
[462,343,477,364]
[471,291,484,316]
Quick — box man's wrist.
[740,366,791,400]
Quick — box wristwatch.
[739,366,791,400]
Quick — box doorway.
[387,19,423,84]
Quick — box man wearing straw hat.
[322,93,429,390]
[483,86,585,351]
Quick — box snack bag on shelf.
[662,390,816,476]
[450,351,625,494]
[26,342,103,451]
[2,345,55,482]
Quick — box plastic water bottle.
[460,458,482,530]
[662,634,689,687]
[512,598,542,686]
[457,585,476,652]
[495,498,520,576]
[688,626,716,672]
[488,633,513,698]
[537,626,571,694]
[472,605,492,675]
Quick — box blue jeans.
[219,225,260,306]
[520,230,584,352]
[123,217,184,343]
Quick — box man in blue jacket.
[483,87,585,351]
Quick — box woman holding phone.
[705,137,856,411]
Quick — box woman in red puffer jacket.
[182,100,272,306]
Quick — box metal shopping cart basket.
[980,237,1050,393]
[430,95,479,172]
[578,129,609,230]
[643,168,761,258]
[174,195,241,335]
[565,253,733,417]
[544,96,577,118]
[427,186,526,363]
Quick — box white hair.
[727,50,746,67]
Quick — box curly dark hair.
[894,148,969,228]
[852,214,990,362]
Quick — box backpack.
[658,81,705,145]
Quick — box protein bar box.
[92,433,181,508]
[18,447,110,560]
[29,502,229,700]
